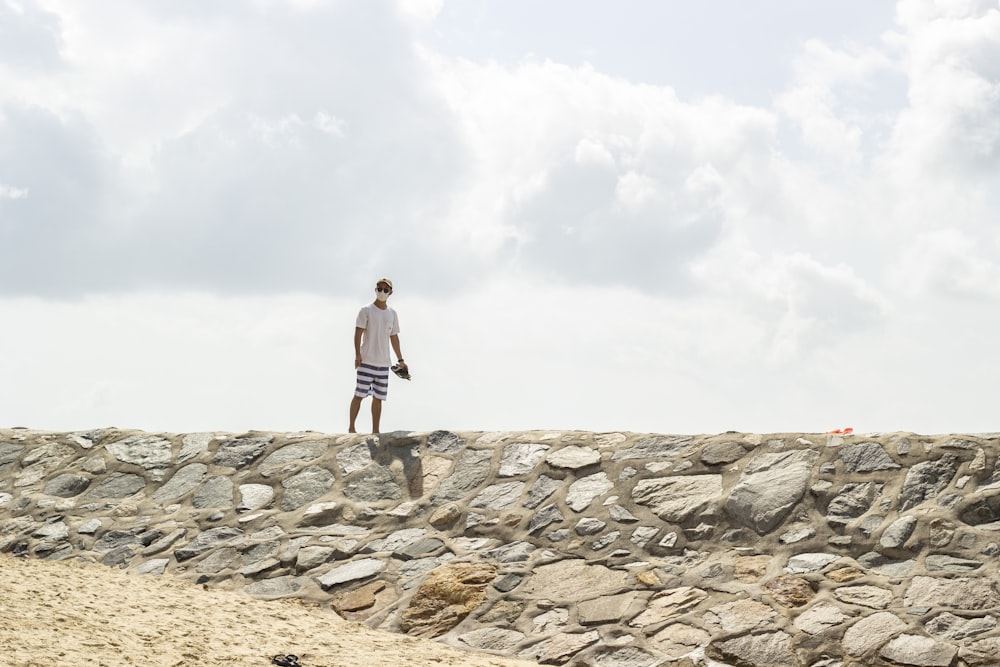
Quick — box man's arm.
[390,334,404,366]
[354,327,364,368]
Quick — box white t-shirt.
[356,303,400,367]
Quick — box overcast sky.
[2,0,999,436]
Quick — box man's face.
[376,282,392,297]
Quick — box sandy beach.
[0,553,539,667]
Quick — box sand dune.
[0,553,539,667]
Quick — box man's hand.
[354,355,362,369]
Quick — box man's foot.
[348,427,356,433]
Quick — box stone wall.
[2,427,1000,666]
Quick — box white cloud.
[892,228,1000,299]
[775,39,895,164]
[0,184,29,199]
[395,0,442,25]
[2,1,1000,435]
[614,171,658,212]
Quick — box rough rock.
[400,562,496,637]
[839,441,900,473]
[280,466,335,511]
[566,472,614,512]
[211,436,273,468]
[498,443,549,477]
[880,634,957,666]
[5,427,1000,667]
[842,611,907,656]
[709,631,797,667]
[904,576,1000,610]
[632,475,723,523]
[834,585,893,609]
[899,455,959,511]
[546,445,601,469]
[725,449,819,534]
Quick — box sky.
[2,0,999,436]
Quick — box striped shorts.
[355,363,390,400]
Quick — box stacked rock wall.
[2,428,1000,666]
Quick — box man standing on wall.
[349,277,406,434]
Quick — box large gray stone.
[725,449,819,534]
[458,628,526,653]
[577,592,638,626]
[567,472,614,512]
[633,474,723,523]
[527,503,564,534]
[174,527,243,561]
[237,483,274,512]
[105,434,173,473]
[394,537,446,561]
[834,585,894,609]
[316,557,386,589]
[880,634,957,666]
[546,445,601,469]
[196,547,240,574]
[498,443,549,477]
[260,440,328,468]
[793,601,850,635]
[343,464,401,502]
[0,442,25,466]
[152,464,207,502]
[211,436,273,468]
[879,515,917,548]
[905,576,1000,610]
[703,599,778,633]
[295,546,334,571]
[857,552,916,577]
[925,612,997,640]
[524,474,562,509]
[839,442,900,473]
[709,631,797,667]
[280,465,335,510]
[611,435,694,462]
[142,529,186,556]
[245,575,307,598]
[649,623,711,659]
[629,587,709,629]
[784,552,840,574]
[827,482,883,525]
[364,528,427,553]
[960,638,1000,666]
[87,472,146,499]
[192,475,234,509]
[101,544,137,568]
[136,558,169,576]
[523,560,629,602]
[176,433,213,463]
[699,441,746,465]
[43,473,90,498]
[470,481,525,509]
[431,449,492,502]
[519,631,600,664]
[899,455,959,511]
[335,441,374,475]
[33,521,69,541]
[925,554,983,572]
[843,611,907,656]
[22,442,74,466]
[94,530,138,552]
[426,430,466,455]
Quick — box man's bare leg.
[349,396,363,433]
[371,398,383,434]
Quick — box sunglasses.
[376,286,391,293]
